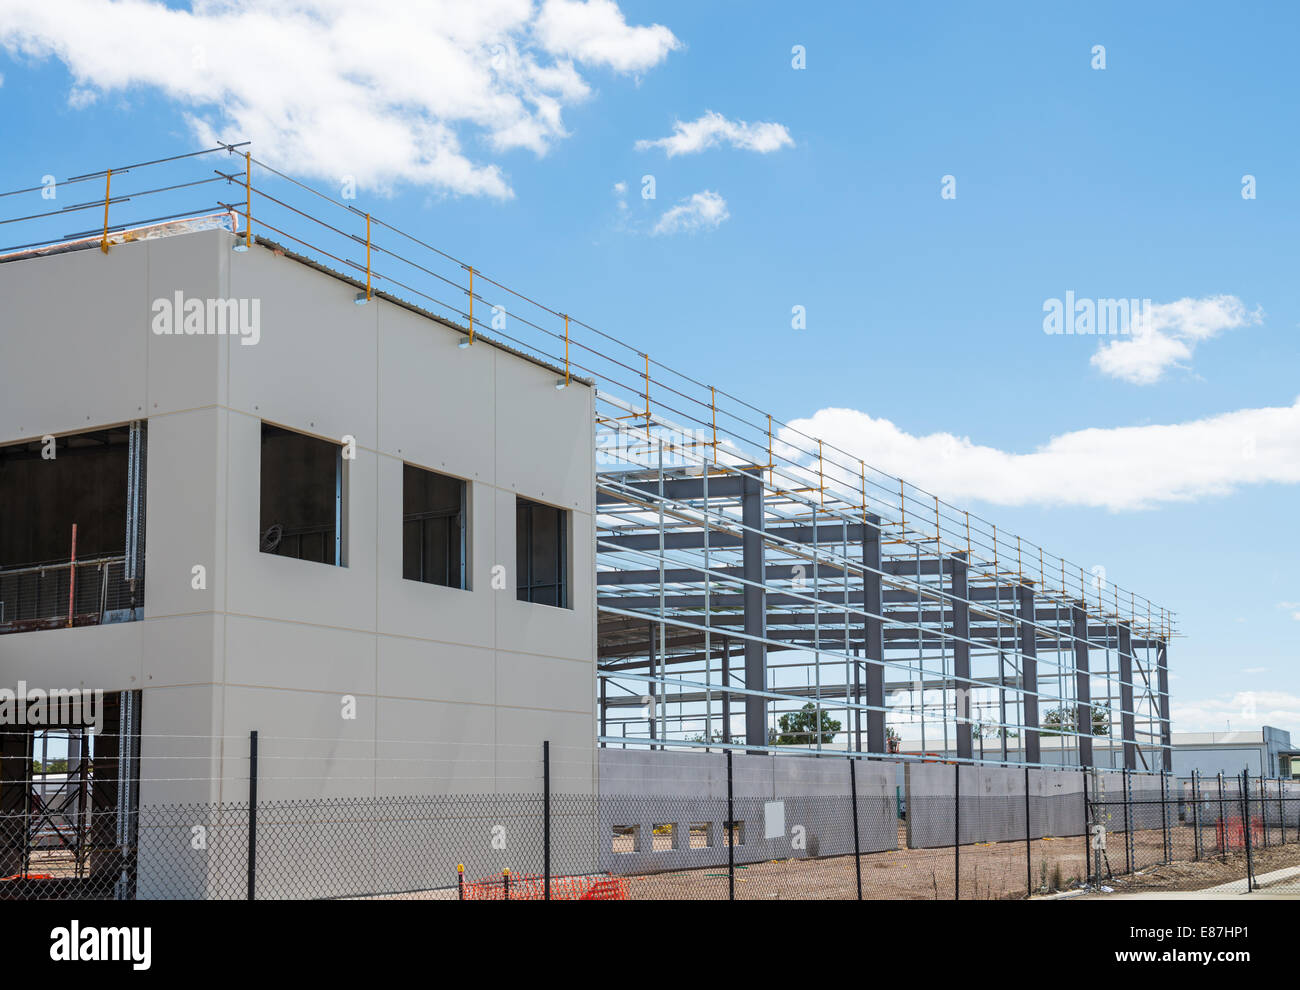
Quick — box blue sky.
[1,1,1296,735]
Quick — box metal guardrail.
[0,555,139,631]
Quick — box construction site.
[0,145,1243,903]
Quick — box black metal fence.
[3,738,1298,900]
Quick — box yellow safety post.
[965,511,972,558]
[933,495,940,552]
[244,152,252,249]
[467,266,475,344]
[817,439,825,507]
[899,478,906,537]
[564,314,571,386]
[767,414,774,485]
[859,460,867,517]
[643,354,651,422]
[100,170,112,253]
[365,212,372,302]
[710,386,718,464]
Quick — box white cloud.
[1091,295,1262,384]
[0,0,680,199]
[535,0,680,73]
[1278,602,1300,621]
[784,396,1300,511]
[636,110,793,156]
[652,189,729,235]
[1173,691,1300,738]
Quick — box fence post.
[247,729,257,901]
[953,762,960,901]
[1083,769,1092,886]
[543,740,551,901]
[1241,771,1254,892]
[1192,769,1201,861]
[1024,766,1032,897]
[1259,774,1269,849]
[1217,772,1226,856]
[726,749,735,902]
[1281,777,1287,846]
[1160,771,1170,865]
[1122,768,1132,875]
[849,757,862,901]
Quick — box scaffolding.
[0,145,1176,773]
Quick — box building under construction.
[0,146,1176,892]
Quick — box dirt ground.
[615,825,1290,900]
[1078,842,1300,896]
[332,824,1300,900]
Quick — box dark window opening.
[402,464,467,589]
[516,497,569,608]
[0,424,146,632]
[259,423,343,566]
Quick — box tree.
[774,703,841,747]
[1041,704,1111,737]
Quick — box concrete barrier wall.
[596,749,900,875]
[906,764,1085,848]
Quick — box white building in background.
[1171,727,1293,779]
[0,223,599,885]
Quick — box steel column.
[1157,639,1172,772]
[1071,605,1092,767]
[862,513,884,756]
[741,473,766,749]
[1118,623,1137,771]
[952,554,971,761]
[1018,583,1040,765]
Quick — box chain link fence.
[4,737,1299,900]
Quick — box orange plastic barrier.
[1215,816,1264,850]
[461,872,628,900]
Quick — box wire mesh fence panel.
[9,723,1300,901]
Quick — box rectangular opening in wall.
[651,822,677,851]
[259,423,343,566]
[516,496,569,608]
[611,824,639,854]
[0,424,146,633]
[689,822,713,848]
[402,464,467,589]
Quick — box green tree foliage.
[1041,704,1111,737]
[774,703,841,746]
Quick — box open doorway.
[0,690,141,899]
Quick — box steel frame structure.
[0,146,1176,773]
